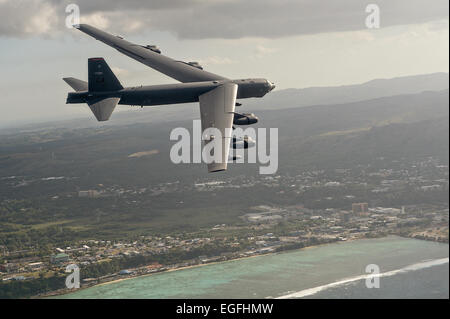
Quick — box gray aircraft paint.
[63,24,275,172]
[66,76,273,107]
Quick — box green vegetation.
[0,275,65,299]
[0,88,448,298]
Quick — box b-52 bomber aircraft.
[64,24,275,172]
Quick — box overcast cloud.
[0,1,448,127]
[0,0,448,39]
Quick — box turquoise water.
[53,236,449,299]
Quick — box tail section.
[63,77,88,92]
[63,58,123,121]
[88,97,120,121]
[88,57,123,92]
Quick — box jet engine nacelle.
[187,61,203,70]
[232,136,256,149]
[143,45,161,54]
[233,112,258,125]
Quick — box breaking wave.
[276,257,449,299]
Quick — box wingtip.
[208,163,228,173]
[73,24,93,31]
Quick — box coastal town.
[0,156,448,297]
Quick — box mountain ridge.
[0,72,448,133]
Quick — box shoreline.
[39,236,369,298]
[95,252,267,289]
[38,234,447,298]
[40,238,344,298]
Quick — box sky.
[0,0,448,127]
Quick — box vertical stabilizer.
[88,57,123,92]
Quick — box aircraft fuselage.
[66,78,273,107]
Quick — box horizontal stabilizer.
[88,97,120,121]
[63,77,88,92]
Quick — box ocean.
[53,236,449,299]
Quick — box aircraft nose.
[267,81,275,91]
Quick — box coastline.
[39,236,367,298]
[40,238,343,298]
[39,234,447,298]
[96,252,267,288]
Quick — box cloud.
[79,12,110,30]
[0,0,448,39]
[198,56,235,66]
[254,45,279,58]
[0,0,58,37]
[111,67,130,77]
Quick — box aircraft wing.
[199,83,237,172]
[75,24,227,83]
